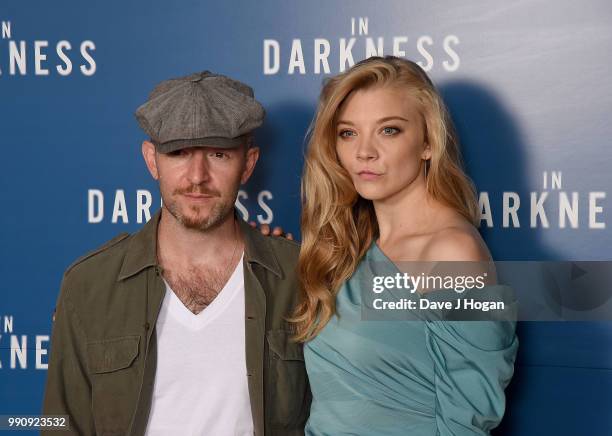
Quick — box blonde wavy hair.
[292,56,479,342]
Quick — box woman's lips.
[357,170,383,181]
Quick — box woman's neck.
[374,181,440,247]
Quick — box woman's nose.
[355,137,378,161]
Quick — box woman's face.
[335,85,431,203]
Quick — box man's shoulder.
[240,223,301,282]
[264,234,300,255]
[262,234,301,272]
[240,219,300,264]
[64,232,132,279]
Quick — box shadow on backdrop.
[250,100,313,236]
[441,81,612,436]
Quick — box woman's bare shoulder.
[421,221,491,262]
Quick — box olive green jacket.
[42,211,310,436]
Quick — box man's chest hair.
[162,264,233,315]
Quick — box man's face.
[142,142,259,231]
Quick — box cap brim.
[155,135,248,154]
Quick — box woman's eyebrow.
[337,116,410,126]
[376,116,410,123]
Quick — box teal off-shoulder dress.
[304,243,518,435]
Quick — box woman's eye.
[382,127,400,135]
[339,130,356,138]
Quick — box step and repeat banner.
[1,0,611,434]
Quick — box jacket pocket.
[87,336,140,374]
[266,330,309,430]
[86,335,141,435]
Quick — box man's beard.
[164,185,235,231]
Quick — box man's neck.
[157,208,242,269]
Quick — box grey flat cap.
[135,71,265,153]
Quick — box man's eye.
[382,127,400,135]
[339,130,356,138]
[211,151,228,159]
[168,150,187,157]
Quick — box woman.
[293,56,518,435]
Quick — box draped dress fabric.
[304,243,518,436]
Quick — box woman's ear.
[422,141,432,160]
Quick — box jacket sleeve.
[42,273,96,436]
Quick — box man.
[43,71,310,436]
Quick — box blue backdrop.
[1,1,611,434]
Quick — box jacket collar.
[237,215,283,278]
[118,208,282,281]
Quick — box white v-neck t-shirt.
[145,254,254,436]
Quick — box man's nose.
[186,149,211,184]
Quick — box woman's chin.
[355,189,388,202]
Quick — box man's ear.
[241,146,260,184]
[142,141,159,180]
